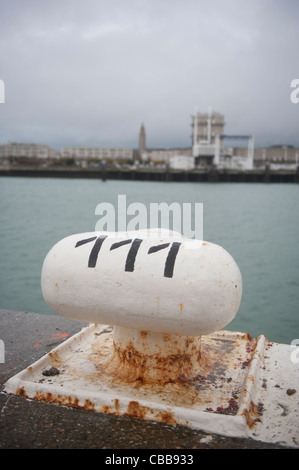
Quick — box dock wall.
[0,166,298,183]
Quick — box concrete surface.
[0,309,288,449]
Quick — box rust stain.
[34,391,55,403]
[84,399,95,411]
[92,328,254,381]
[241,401,259,428]
[32,390,95,411]
[101,405,113,414]
[101,336,204,385]
[16,386,28,398]
[101,398,181,425]
[114,398,120,413]
[47,349,62,366]
[55,282,59,290]
[247,374,255,384]
[125,401,153,419]
[244,332,254,342]
[85,327,259,411]
[179,303,183,312]
[155,410,177,424]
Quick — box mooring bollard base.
[107,325,203,384]
[4,323,270,440]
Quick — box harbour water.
[0,176,298,345]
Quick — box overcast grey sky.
[0,0,298,150]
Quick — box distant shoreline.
[0,165,298,183]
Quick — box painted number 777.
[75,235,181,278]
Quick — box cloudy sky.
[0,0,298,150]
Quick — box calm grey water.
[0,176,298,344]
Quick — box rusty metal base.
[4,324,266,439]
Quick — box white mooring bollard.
[41,229,242,383]
[5,230,299,445]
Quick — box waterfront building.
[61,146,133,161]
[169,155,195,170]
[0,142,60,160]
[253,145,299,170]
[141,147,192,165]
[192,108,225,146]
[191,108,225,167]
[191,108,254,170]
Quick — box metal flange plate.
[3,324,267,439]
